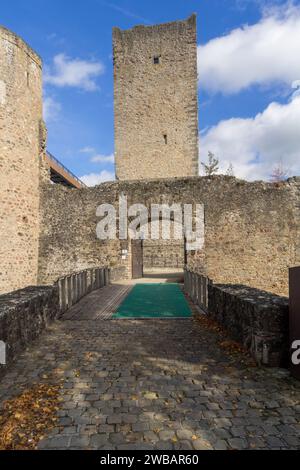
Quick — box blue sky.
[2,0,300,183]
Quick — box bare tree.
[201,151,219,176]
[226,162,235,177]
[270,160,289,182]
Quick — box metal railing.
[184,268,212,313]
[46,151,87,188]
[56,267,110,313]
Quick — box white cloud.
[44,54,105,91]
[80,170,115,187]
[91,153,115,164]
[80,146,96,154]
[200,94,300,181]
[235,0,283,11]
[292,79,300,98]
[198,5,300,94]
[46,33,66,47]
[43,95,61,122]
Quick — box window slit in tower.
[163,134,168,145]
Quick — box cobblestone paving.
[0,291,299,450]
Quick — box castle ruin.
[0,17,299,297]
[113,15,199,180]
[1,16,300,448]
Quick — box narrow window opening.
[163,134,168,145]
[153,56,160,65]
[26,71,30,87]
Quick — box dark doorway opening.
[131,240,144,279]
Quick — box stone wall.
[143,240,184,269]
[0,285,59,377]
[113,15,199,180]
[208,283,289,367]
[110,265,129,282]
[38,176,300,296]
[0,26,43,295]
[38,183,130,285]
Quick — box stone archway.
[134,217,186,281]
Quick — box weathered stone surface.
[38,176,300,296]
[207,283,289,367]
[0,285,59,377]
[143,240,184,269]
[0,26,43,295]
[113,15,199,181]
[0,289,299,450]
[110,266,128,282]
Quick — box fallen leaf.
[0,383,62,450]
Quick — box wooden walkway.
[63,284,132,321]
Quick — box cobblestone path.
[0,285,299,450]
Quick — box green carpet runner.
[113,283,191,318]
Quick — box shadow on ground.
[0,287,299,450]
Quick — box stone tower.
[0,26,43,294]
[113,15,199,181]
